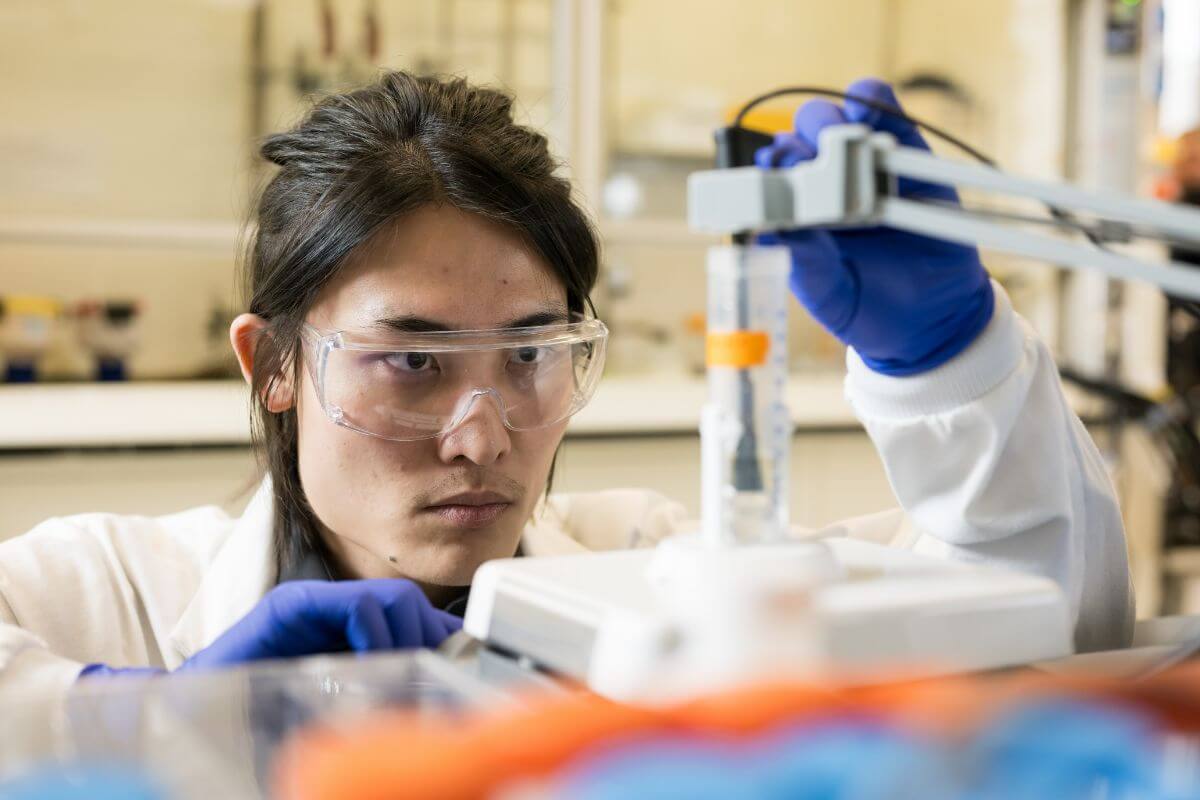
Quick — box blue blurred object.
[557,720,949,800]
[96,358,126,382]
[556,737,750,800]
[76,664,165,680]
[4,362,35,383]
[962,699,1184,800]
[554,701,1195,800]
[751,721,950,800]
[755,78,994,377]
[0,764,164,800]
[78,579,461,680]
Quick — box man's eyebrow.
[374,308,570,333]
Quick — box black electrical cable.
[733,86,1108,250]
[737,87,1200,324]
[1178,299,1200,320]
[914,197,1115,238]
[733,85,998,166]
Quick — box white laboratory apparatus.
[465,122,1200,702]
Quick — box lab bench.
[0,373,867,447]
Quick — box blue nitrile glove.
[77,579,461,680]
[755,78,994,376]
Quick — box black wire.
[733,86,997,166]
[915,196,1111,238]
[1178,299,1200,320]
[734,86,1107,249]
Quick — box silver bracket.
[687,125,894,234]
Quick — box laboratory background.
[4,0,1200,795]
[4,0,1198,615]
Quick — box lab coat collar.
[520,497,592,557]
[166,480,277,667]
[166,481,588,666]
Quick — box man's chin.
[404,532,521,586]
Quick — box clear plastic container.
[0,650,505,799]
[701,244,793,546]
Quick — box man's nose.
[436,390,512,466]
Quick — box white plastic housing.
[464,535,1074,702]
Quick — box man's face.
[296,204,570,594]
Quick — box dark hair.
[242,71,599,576]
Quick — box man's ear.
[229,313,295,413]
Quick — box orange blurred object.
[1153,174,1182,202]
[706,330,770,368]
[724,105,794,135]
[273,694,659,800]
[274,662,1200,800]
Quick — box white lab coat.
[0,286,1134,711]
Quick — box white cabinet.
[0,448,258,542]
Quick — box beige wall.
[888,0,1066,174]
[0,0,1069,379]
[0,1,253,377]
[259,0,555,133]
[611,0,890,153]
[0,0,253,222]
[0,0,555,379]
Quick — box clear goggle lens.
[303,316,607,441]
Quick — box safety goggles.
[300,314,608,442]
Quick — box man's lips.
[427,504,509,527]
[428,491,512,507]
[424,491,514,528]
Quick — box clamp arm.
[688,124,1200,301]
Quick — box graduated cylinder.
[701,244,793,546]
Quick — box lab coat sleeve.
[0,512,179,710]
[843,282,1134,653]
[0,588,87,709]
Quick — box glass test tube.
[700,244,792,547]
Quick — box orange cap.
[706,330,770,368]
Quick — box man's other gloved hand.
[78,578,461,680]
[755,78,994,376]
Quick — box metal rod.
[881,198,1200,301]
[733,248,763,492]
[881,147,1200,247]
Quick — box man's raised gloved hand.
[755,78,994,376]
[78,578,461,679]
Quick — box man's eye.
[386,352,437,373]
[513,346,544,365]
